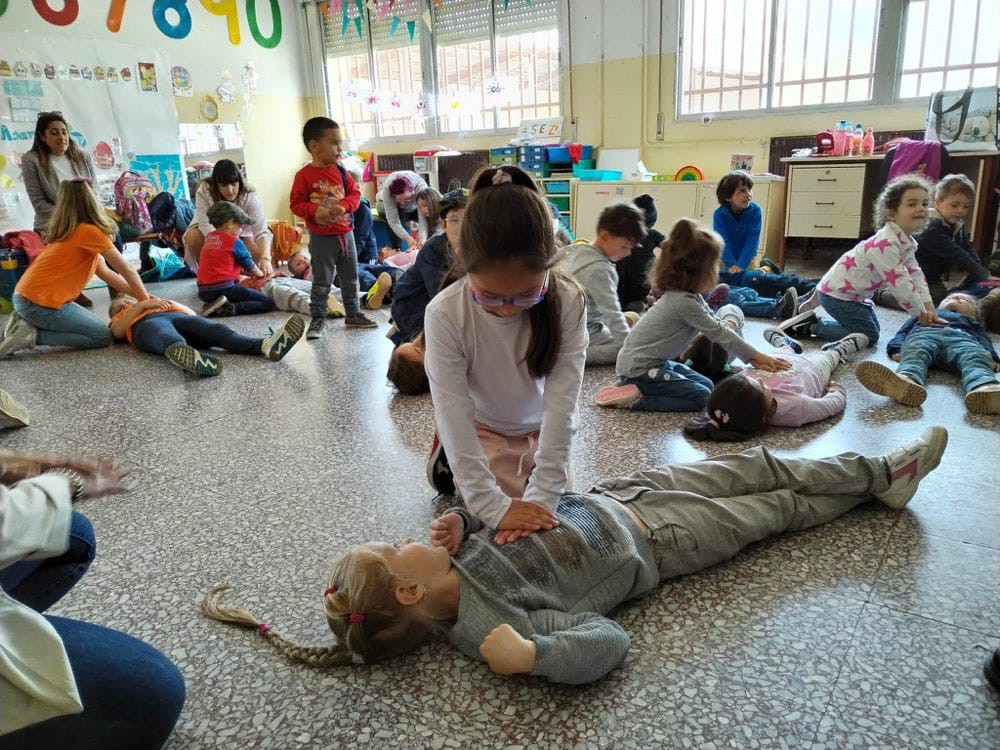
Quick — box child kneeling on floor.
[108,295,304,376]
[684,327,866,440]
[855,292,1000,414]
[597,218,790,412]
[196,201,275,317]
[203,428,947,683]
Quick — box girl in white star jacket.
[782,176,946,346]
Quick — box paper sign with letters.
[516,116,563,144]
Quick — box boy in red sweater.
[289,117,376,339]
[197,201,275,317]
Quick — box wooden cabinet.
[573,177,787,262]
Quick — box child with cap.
[196,200,275,317]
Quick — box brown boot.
[75,292,93,307]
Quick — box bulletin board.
[0,35,184,232]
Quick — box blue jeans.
[725,286,779,318]
[131,312,264,356]
[720,269,817,296]
[622,360,715,412]
[814,293,880,343]
[197,283,274,315]
[896,327,998,393]
[12,293,113,350]
[0,513,185,750]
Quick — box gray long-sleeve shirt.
[616,291,759,378]
[447,493,659,684]
[557,244,630,365]
[20,149,97,236]
[378,170,430,244]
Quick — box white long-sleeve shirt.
[818,221,932,314]
[189,182,269,241]
[423,276,588,528]
[0,473,82,736]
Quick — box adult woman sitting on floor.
[0,449,185,749]
[0,179,150,357]
[183,159,273,274]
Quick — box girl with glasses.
[422,184,587,545]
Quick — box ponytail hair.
[459,183,580,378]
[202,546,443,668]
[650,218,722,293]
[684,375,770,441]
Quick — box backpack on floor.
[0,247,29,314]
[2,230,46,264]
[114,171,155,234]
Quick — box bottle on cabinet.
[852,124,863,156]
[862,127,875,156]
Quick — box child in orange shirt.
[289,117,376,339]
[108,295,304,376]
[0,179,149,356]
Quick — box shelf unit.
[538,172,576,233]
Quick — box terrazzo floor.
[2,253,999,749]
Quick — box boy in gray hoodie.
[558,202,646,365]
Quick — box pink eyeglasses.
[469,271,549,309]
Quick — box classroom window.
[316,0,559,142]
[898,0,1000,98]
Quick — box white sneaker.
[821,332,869,359]
[261,315,305,361]
[855,361,926,406]
[0,389,29,429]
[0,314,38,356]
[875,426,948,509]
[965,383,1000,415]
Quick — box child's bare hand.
[496,500,558,533]
[493,528,536,546]
[891,353,901,362]
[329,204,346,218]
[727,265,742,274]
[750,353,791,371]
[480,624,537,675]
[993,361,1000,372]
[429,513,463,555]
[919,308,947,327]
[314,206,332,225]
[251,267,265,278]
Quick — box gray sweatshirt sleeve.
[21,151,54,233]
[529,609,631,684]
[579,261,630,363]
[679,294,759,363]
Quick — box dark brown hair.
[716,171,754,204]
[468,165,541,194]
[203,158,254,203]
[683,375,769,441]
[459,184,575,378]
[874,175,933,228]
[649,218,722,293]
[934,173,975,201]
[596,202,646,243]
[387,343,430,395]
[414,187,442,226]
[979,289,1000,335]
[302,116,339,148]
[31,112,87,177]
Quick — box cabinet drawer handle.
[816,178,838,182]
[813,224,834,228]
[813,201,835,205]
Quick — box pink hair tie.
[257,623,271,635]
[324,587,338,597]
[348,613,365,624]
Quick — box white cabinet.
[573,178,786,262]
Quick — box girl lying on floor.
[108,296,304,376]
[203,428,946,684]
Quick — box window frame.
[311,0,564,144]
[675,0,998,120]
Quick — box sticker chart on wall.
[0,1,284,49]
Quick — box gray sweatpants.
[592,446,890,581]
[309,232,359,319]
[261,277,311,316]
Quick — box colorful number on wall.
[32,0,80,25]
[246,0,281,49]
[200,0,240,45]
[106,0,126,32]
[0,0,9,19]
[152,0,193,39]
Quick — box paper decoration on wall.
[69,65,80,80]
[13,62,26,78]
[483,76,515,108]
[171,66,193,97]
[94,66,105,81]
[107,67,119,83]
[9,96,43,123]
[730,153,754,172]
[3,80,43,98]
[406,20,416,41]
[200,94,220,122]
[44,64,55,80]
[389,16,400,36]
[93,141,116,170]
[30,63,42,78]
[130,154,188,200]
[138,62,157,93]
[82,66,93,80]
[242,62,258,92]
[217,70,235,102]
[121,66,132,82]
[58,66,69,80]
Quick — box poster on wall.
[129,155,187,200]
[0,35,184,232]
[171,66,193,97]
[138,62,158,93]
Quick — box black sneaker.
[426,435,456,495]
[345,313,378,328]
[778,309,818,338]
[985,648,1000,692]
[201,295,229,317]
[306,317,326,340]
[775,287,798,320]
[759,256,783,273]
